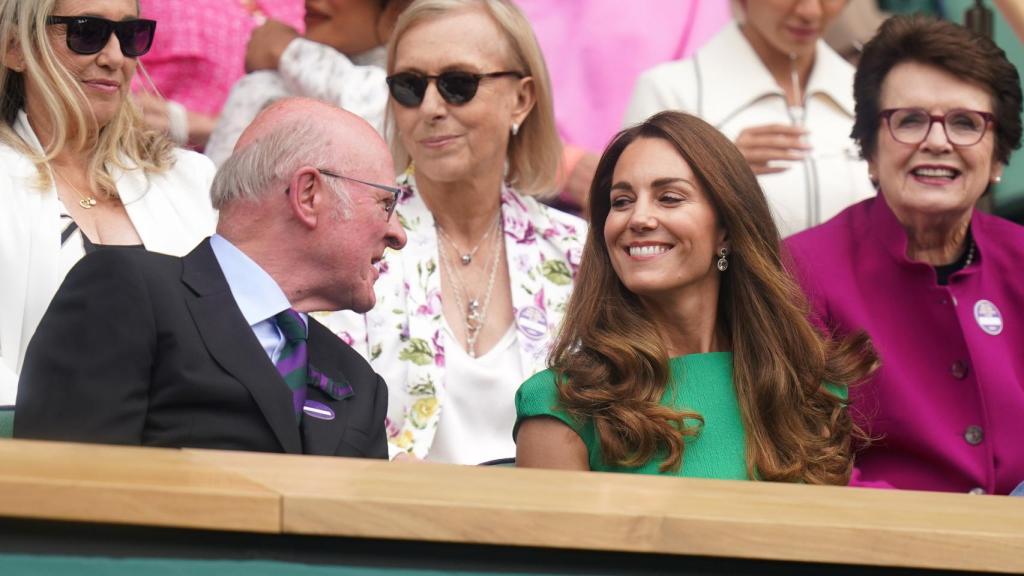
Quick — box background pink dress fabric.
[136,0,305,116]
[516,0,731,153]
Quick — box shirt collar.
[209,234,292,327]
[699,22,856,127]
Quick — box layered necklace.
[436,214,503,357]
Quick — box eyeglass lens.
[317,170,403,221]
[888,108,989,146]
[387,72,482,107]
[52,17,156,57]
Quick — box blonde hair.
[385,0,560,197]
[0,0,174,196]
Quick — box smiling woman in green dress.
[515,111,875,482]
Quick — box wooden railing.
[1,439,1022,574]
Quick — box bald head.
[210,97,392,211]
[236,97,384,154]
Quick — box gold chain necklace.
[53,169,98,209]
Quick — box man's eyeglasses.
[880,108,996,147]
[46,16,157,58]
[386,70,525,107]
[317,169,407,221]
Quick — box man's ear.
[285,167,322,229]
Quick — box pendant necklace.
[435,215,500,266]
[53,169,98,209]
[438,218,503,357]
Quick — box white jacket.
[0,111,217,406]
[624,22,875,237]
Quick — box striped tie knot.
[274,309,308,423]
[275,309,307,343]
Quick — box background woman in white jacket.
[625,0,874,237]
[0,0,217,414]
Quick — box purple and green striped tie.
[274,309,308,423]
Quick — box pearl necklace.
[962,236,976,269]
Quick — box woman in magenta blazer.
[786,15,1024,495]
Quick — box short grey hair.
[210,115,350,213]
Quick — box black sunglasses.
[46,16,157,58]
[386,70,524,107]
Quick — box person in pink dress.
[514,0,731,211]
[133,0,304,148]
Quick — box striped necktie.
[274,309,308,423]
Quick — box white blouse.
[427,323,523,465]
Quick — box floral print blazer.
[317,175,586,458]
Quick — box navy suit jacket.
[15,239,388,458]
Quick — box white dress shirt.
[209,234,304,363]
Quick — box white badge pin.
[973,299,1003,336]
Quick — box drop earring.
[716,247,729,272]
[511,122,519,136]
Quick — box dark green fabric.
[0,408,13,438]
[0,554,553,576]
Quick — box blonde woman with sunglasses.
[0,0,217,411]
[321,0,585,465]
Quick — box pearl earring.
[993,175,1002,184]
[511,123,520,136]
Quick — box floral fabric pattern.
[316,175,585,459]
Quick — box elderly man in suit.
[14,98,406,457]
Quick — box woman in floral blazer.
[318,0,586,462]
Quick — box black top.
[934,230,974,286]
[62,220,144,252]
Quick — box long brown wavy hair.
[550,111,876,483]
